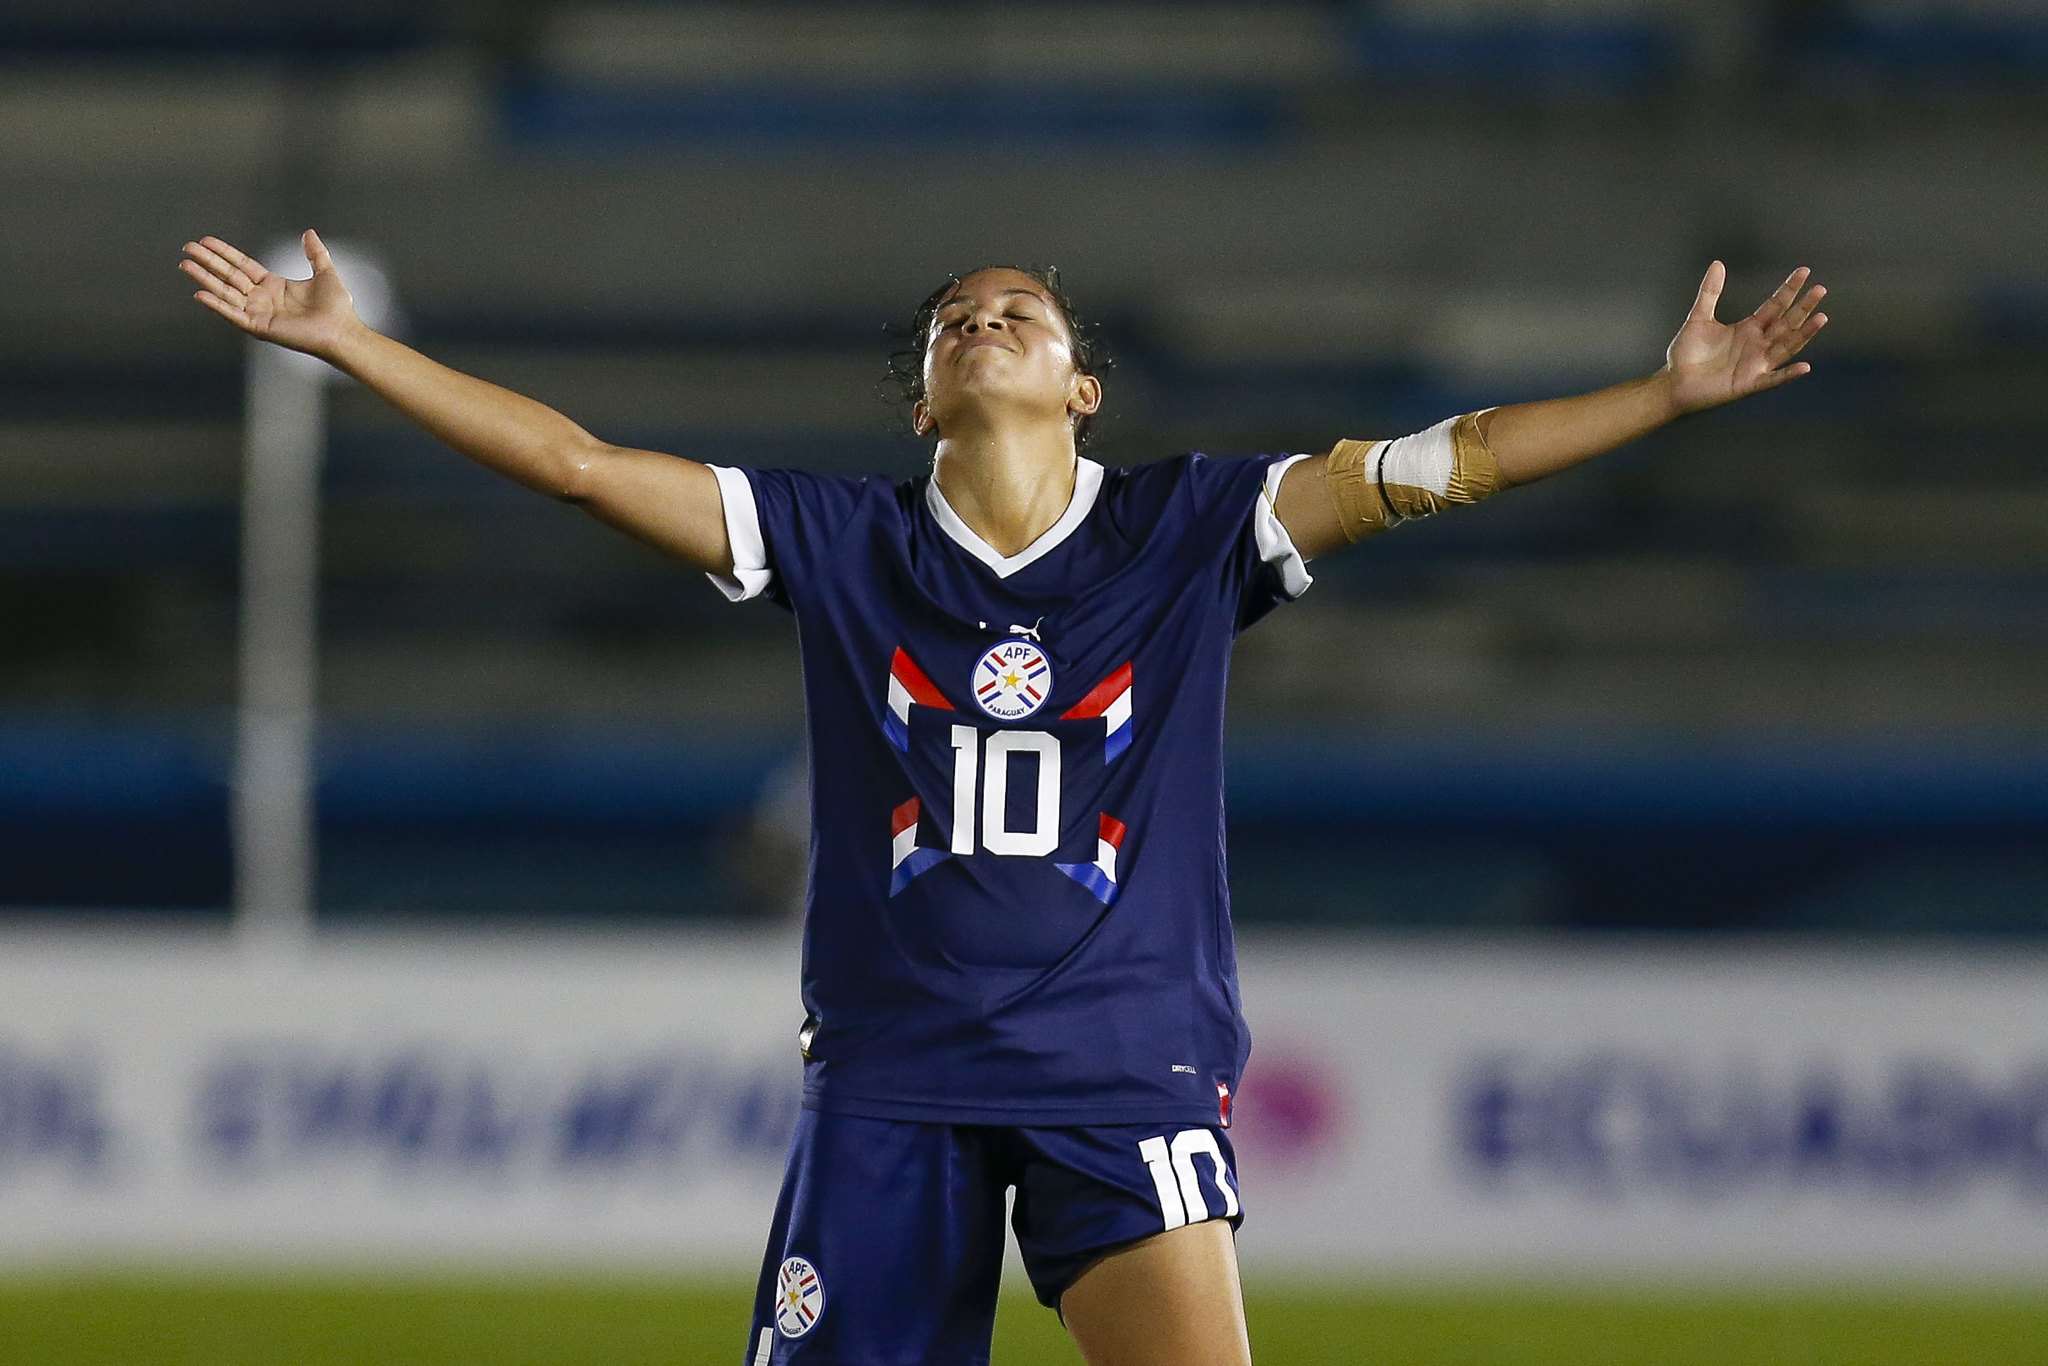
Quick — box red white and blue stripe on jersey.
[885,646,953,752]
[1055,812,1126,906]
[889,795,950,896]
[884,649,1136,899]
[1060,661,1134,763]
[885,648,955,894]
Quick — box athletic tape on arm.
[1323,411,1505,543]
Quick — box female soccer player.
[182,231,1826,1366]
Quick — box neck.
[930,417,1080,557]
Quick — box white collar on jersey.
[925,457,1105,579]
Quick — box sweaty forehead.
[937,270,1057,311]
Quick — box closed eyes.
[941,309,1036,328]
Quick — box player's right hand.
[180,229,359,359]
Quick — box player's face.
[915,269,1100,441]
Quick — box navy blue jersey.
[708,453,1311,1127]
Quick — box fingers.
[180,253,246,307]
[1769,303,1828,363]
[1688,260,1726,322]
[183,239,258,299]
[1750,266,1812,326]
[192,288,252,330]
[1756,273,1827,364]
[199,235,268,285]
[1775,282,1826,336]
[1751,361,1812,393]
[179,239,266,334]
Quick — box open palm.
[1666,261,1828,414]
[180,230,359,358]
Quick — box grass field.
[3,1277,2046,1365]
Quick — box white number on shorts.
[1137,1130,1241,1233]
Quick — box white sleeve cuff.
[705,464,774,602]
[1253,453,1314,600]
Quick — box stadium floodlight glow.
[232,238,395,956]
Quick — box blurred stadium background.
[3,0,2047,1362]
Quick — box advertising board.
[0,933,2041,1275]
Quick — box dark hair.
[885,265,1111,449]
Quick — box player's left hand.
[1663,262,1828,414]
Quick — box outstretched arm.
[180,231,733,574]
[1275,263,1829,559]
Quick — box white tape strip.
[1376,416,1458,497]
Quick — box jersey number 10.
[949,725,1060,857]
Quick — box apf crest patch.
[972,639,1053,721]
[775,1256,825,1338]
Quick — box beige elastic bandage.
[1324,410,1507,543]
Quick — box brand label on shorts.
[776,1256,825,1338]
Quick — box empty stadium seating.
[3,1,2045,932]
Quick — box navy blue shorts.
[742,1110,1243,1366]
